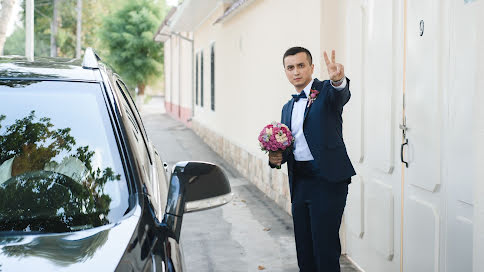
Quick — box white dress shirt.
[291,78,347,161]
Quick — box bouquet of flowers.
[258,122,294,169]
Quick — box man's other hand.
[269,150,283,167]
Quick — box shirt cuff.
[330,77,347,91]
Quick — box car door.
[114,79,184,272]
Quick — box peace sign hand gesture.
[323,50,345,83]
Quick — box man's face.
[283,52,314,91]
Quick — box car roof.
[0,56,100,82]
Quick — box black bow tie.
[292,91,307,102]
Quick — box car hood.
[0,207,140,271]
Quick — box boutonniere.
[307,89,320,108]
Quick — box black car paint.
[0,57,231,271]
[97,65,186,271]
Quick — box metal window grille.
[195,53,199,105]
[201,51,204,107]
[211,44,215,111]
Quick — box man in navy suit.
[269,47,356,272]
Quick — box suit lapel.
[303,79,320,124]
[287,99,295,130]
[303,100,311,122]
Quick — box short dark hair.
[283,47,312,66]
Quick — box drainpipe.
[178,35,181,119]
[171,32,194,122]
[169,37,173,113]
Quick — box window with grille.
[210,43,215,111]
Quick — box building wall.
[164,32,193,126]
[164,0,484,271]
[193,0,321,155]
[164,38,172,108]
[190,0,323,214]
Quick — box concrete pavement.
[140,96,360,272]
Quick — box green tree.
[3,26,51,56]
[3,27,25,55]
[0,111,75,170]
[100,0,165,95]
[4,0,124,58]
[0,111,120,233]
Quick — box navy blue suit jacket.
[272,78,356,196]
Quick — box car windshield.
[0,80,129,233]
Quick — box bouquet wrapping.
[258,122,294,169]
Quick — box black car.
[0,49,232,271]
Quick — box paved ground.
[140,96,360,272]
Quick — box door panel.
[364,0,395,174]
[446,213,473,272]
[344,0,364,164]
[365,179,394,260]
[404,197,439,272]
[404,0,442,271]
[343,1,401,271]
[445,1,476,270]
[345,175,364,238]
[405,0,441,192]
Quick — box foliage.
[99,0,165,94]
[5,0,129,58]
[3,27,25,55]
[0,111,120,232]
[0,111,75,170]
[3,26,50,57]
[4,0,168,93]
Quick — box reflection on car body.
[0,48,233,271]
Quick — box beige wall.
[164,38,172,103]
[193,0,322,156]
[164,31,193,123]
[179,32,193,109]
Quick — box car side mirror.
[163,161,233,239]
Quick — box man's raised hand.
[323,50,345,83]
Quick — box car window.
[113,79,167,220]
[115,80,151,163]
[152,150,168,220]
[113,81,151,180]
[0,80,129,233]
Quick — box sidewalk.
[140,96,360,272]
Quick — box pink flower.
[258,121,295,153]
[307,89,320,108]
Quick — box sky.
[6,1,22,37]
[166,0,178,6]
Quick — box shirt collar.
[300,79,314,98]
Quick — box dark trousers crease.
[291,160,349,272]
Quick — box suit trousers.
[291,160,349,272]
